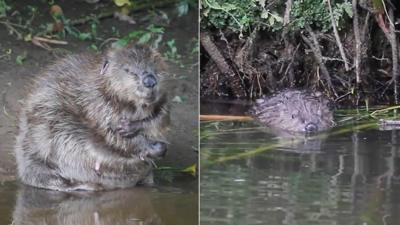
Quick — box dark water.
[0,179,197,225]
[200,103,400,225]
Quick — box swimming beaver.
[249,90,334,133]
[15,44,169,191]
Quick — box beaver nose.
[305,122,318,133]
[143,74,157,88]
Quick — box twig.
[31,38,52,51]
[283,43,300,78]
[378,8,399,104]
[370,105,400,117]
[378,119,400,126]
[283,0,293,26]
[234,27,258,72]
[322,56,345,62]
[281,0,295,87]
[200,114,253,122]
[301,26,337,97]
[70,0,180,26]
[361,12,370,39]
[327,0,349,71]
[32,36,68,45]
[200,32,245,97]
[387,9,398,104]
[352,0,361,85]
[200,32,232,74]
[99,37,119,50]
[0,21,23,40]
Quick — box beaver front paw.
[115,118,143,138]
[141,141,167,160]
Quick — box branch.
[327,0,350,71]
[200,114,253,122]
[302,25,337,97]
[200,32,232,74]
[352,0,361,84]
[388,9,398,104]
[283,0,293,26]
[200,32,245,97]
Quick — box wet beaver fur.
[15,44,169,191]
[250,90,335,133]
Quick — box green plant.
[201,0,283,35]
[112,24,164,48]
[0,0,10,18]
[164,39,184,67]
[291,0,352,32]
[176,0,197,16]
[201,0,352,35]
[15,51,27,65]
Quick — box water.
[200,103,400,225]
[0,179,197,225]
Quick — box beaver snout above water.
[249,90,335,133]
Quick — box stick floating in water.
[200,115,253,122]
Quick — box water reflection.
[10,184,197,225]
[201,121,400,225]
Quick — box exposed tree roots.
[200,1,400,106]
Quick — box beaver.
[14,44,170,191]
[249,90,335,133]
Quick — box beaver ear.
[100,59,109,75]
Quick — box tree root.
[200,32,246,97]
[301,25,337,97]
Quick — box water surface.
[0,179,197,225]
[201,102,400,225]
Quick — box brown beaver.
[15,44,170,191]
[249,90,335,133]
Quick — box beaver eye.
[124,68,129,73]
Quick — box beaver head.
[250,90,335,133]
[101,44,166,105]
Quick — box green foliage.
[201,0,352,34]
[177,0,197,17]
[15,51,27,65]
[112,24,164,48]
[190,38,199,55]
[201,0,283,34]
[164,39,184,67]
[177,1,189,17]
[291,0,352,32]
[0,0,10,18]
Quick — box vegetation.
[0,0,197,66]
[200,0,400,106]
